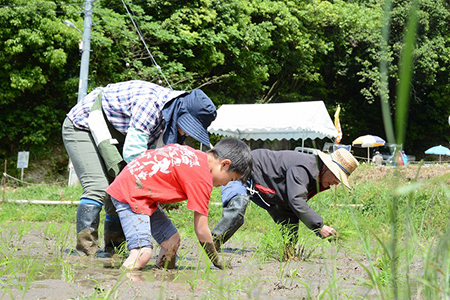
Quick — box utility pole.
[68,0,94,186]
[77,0,94,102]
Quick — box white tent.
[208,101,338,142]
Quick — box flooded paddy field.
[1,164,448,299]
[0,223,377,299]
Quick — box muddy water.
[0,224,380,299]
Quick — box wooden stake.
[2,159,6,203]
[334,185,337,207]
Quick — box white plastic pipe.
[5,200,80,205]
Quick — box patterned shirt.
[106,144,212,216]
[67,80,185,145]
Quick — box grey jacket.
[251,149,328,230]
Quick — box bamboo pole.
[6,200,222,206]
[330,204,364,207]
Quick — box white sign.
[17,151,30,169]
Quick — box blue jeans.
[111,197,177,251]
[221,179,271,210]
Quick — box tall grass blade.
[380,0,395,144]
[395,0,419,147]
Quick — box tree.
[0,0,448,162]
[0,0,82,157]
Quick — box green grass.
[4,183,82,201]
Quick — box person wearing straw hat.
[212,147,359,259]
[62,80,217,256]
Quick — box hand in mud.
[319,225,337,241]
[200,241,232,270]
[212,255,232,270]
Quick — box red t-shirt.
[107,144,212,216]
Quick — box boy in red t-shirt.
[106,137,252,270]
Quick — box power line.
[120,0,172,89]
[3,0,172,87]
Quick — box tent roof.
[208,101,338,141]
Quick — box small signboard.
[17,151,30,169]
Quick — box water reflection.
[1,249,246,291]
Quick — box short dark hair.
[207,137,253,183]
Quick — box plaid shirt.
[67,81,185,145]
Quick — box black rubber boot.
[212,194,250,250]
[103,218,126,255]
[76,203,102,256]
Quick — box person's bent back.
[106,137,252,271]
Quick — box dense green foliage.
[0,0,449,162]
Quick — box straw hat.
[317,148,359,189]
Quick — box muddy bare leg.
[156,232,180,269]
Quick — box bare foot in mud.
[156,253,177,269]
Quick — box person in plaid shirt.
[62,80,217,256]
